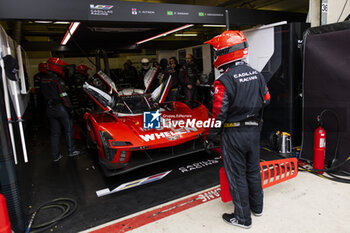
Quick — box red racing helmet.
[38,62,48,74]
[77,64,91,77]
[204,30,248,69]
[47,57,69,77]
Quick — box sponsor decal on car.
[139,127,197,142]
[166,135,179,141]
[96,170,172,197]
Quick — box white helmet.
[141,58,150,69]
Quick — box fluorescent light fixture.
[203,24,226,27]
[34,21,53,24]
[54,21,70,24]
[174,33,197,37]
[60,22,81,45]
[136,24,194,45]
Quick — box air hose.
[25,198,77,233]
[262,146,350,183]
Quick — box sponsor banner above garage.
[0,0,306,25]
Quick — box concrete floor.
[120,171,350,233]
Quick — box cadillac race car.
[83,69,211,176]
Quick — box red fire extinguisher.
[314,125,326,174]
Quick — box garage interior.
[0,0,350,233]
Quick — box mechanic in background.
[138,58,150,89]
[122,61,138,87]
[70,64,91,109]
[205,31,270,229]
[33,62,48,110]
[40,57,80,162]
[166,58,180,101]
[179,54,200,101]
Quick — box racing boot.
[68,150,80,157]
[222,213,252,229]
[53,154,63,162]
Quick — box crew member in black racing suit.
[165,61,180,101]
[205,30,271,229]
[179,54,200,102]
[33,62,48,110]
[70,64,91,109]
[40,57,81,162]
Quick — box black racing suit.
[33,72,46,109]
[179,62,200,101]
[40,71,76,159]
[70,73,88,109]
[138,68,150,89]
[207,60,270,225]
[165,67,180,101]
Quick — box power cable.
[317,109,340,167]
[67,26,97,68]
[25,198,77,233]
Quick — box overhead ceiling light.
[203,24,226,27]
[136,24,194,45]
[174,33,197,37]
[54,21,70,24]
[34,21,53,24]
[60,22,81,45]
[88,27,153,33]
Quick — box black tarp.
[301,21,350,172]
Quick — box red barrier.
[220,158,298,202]
[0,194,11,233]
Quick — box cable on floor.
[25,198,77,233]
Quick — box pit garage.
[0,1,350,233]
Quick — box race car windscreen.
[114,94,158,114]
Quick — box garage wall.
[327,0,350,23]
[157,50,177,63]
[176,44,212,76]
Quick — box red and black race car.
[83,69,212,176]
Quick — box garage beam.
[0,0,305,25]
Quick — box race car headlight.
[120,151,127,162]
[111,141,133,147]
[99,131,118,161]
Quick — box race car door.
[83,82,114,111]
[144,68,172,103]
